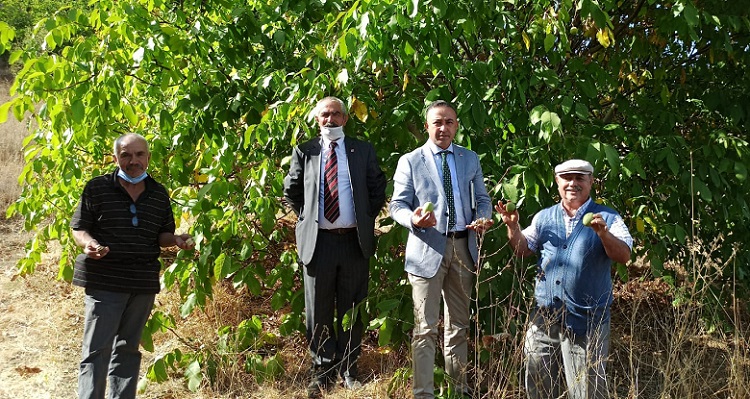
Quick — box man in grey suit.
[390,100,493,398]
[283,96,387,398]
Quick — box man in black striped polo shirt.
[71,133,194,399]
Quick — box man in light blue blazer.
[390,100,492,398]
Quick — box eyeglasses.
[129,203,139,227]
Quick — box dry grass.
[137,271,408,399]
[467,231,750,399]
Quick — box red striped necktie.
[323,141,340,222]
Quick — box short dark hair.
[424,100,456,117]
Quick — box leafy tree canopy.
[2,0,749,390]
[0,0,87,49]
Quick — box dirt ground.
[0,220,239,399]
[0,216,396,399]
[0,218,82,399]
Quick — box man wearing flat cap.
[495,159,632,399]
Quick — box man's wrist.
[506,222,520,232]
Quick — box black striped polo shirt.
[71,170,176,294]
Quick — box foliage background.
[1,0,749,394]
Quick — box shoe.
[307,379,324,398]
[307,366,335,398]
[342,376,363,390]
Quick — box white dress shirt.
[318,137,357,229]
[427,141,467,232]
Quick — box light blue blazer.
[389,143,492,278]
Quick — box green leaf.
[674,224,688,244]
[338,33,349,58]
[71,100,85,124]
[273,30,286,46]
[574,103,589,119]
[682,2,700,27]
[501,182,519,202]
[213,253,227,280]
[692,178,713,202]
[544,33,555,52]
[141,327,155,352]
[148,357,169,382]
[529,105,547,125]
[0,101,11,124]
[540,110,561,136]
[666,150,679,176]
[122,103,139,125]
[377,298,401,312]
[44,32,57,50]
[378,318,393,346]
[9,49,22,64]
[603,144,620,176]
[616,263,628,281]
[159,109,174,132]
[245,274,262,296]
[561,97,574,114]
[185,360,202,392]
[180,293,198,318]
[735,162,748,181]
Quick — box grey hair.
[313,96,348,117]
[113,133,149,155]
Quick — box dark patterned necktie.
[323,141,340,222]
[440,150,456,230]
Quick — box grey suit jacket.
[389,143,491,278]
[283,136,387,265]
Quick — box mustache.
[565,186,583,192]
[324,123,340,127]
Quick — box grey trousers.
[524,311,611,399]
[78,288,155,399]
[408,236,474,399]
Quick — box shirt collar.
[321,136,343,149]
[559,197,594,218]
[427,141,454,155]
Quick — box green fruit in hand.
[423,201,434,213]
[582,212,594,226]
[569,26,579,35]
[505,201,516,212]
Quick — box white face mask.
[320,126,344,141]
[117,169,148,184]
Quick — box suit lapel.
[344,136,357,169]
[307,139,322,191]
[454,146,467,203]
[420,144,443,196]
[344,137,359,197]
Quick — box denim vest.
[533,202,618,335]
